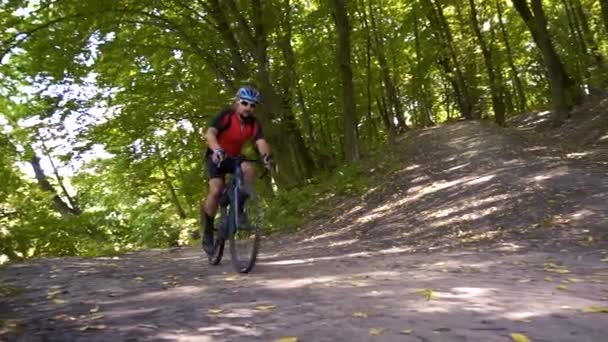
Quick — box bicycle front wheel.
[208,206,228,265]
[229,190,262,273]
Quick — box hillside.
[1,119,607,342]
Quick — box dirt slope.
[1,121,607,342]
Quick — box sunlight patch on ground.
[445,287,493,299]
[329,239,359,247]
[568,209,596,220]
[566,151,591,159]
[530,166,569,182]
[103,286,206,305]
[428,194,514,222]
[303,230,344,242]
[378,246,413,254]
[464,174,495,185]
[256,275,339,289]
[259,251,373,266]
[496,242,524,252]
[446,163,470,172]
[430,207,500,227]
[343,205,364,217]
[358,173,501,225]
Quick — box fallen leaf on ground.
[369,327,384,336]
[352,311,368,318]
[400,329,413,335]
[275,337,298,342]
[208,309,224,314]
[566,277,583,283]
[416,289,434,301]
[133,276,144,282]
[557,285,569,291]
[255,304,276,311]
[581,306,608,313]
[52,299,66,304]
[90,314,104,320]
[544,276,553,282]
[511,332,530,342]
[90,306,100,313]
[518,279,531,283]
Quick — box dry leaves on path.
[511,332,531,342]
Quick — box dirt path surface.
[2,121,607,342]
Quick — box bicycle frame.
[218,157,255,239]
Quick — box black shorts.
[206,157,237,179]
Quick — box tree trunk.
[331,0,360,162]
[355,0,379,143]
[30,154,80,217]
[496,0,527,112]
[571,0,606,88]
[599,0,608,35]
[413,4,435,127]
[512,0,582,122]
[468,0,505,126]
[424,0,473,119]
[215,0,314,185]
[277,0,315,179]
[40,142,81,214]
[368,1,408,131]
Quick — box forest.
[1,0,607,262]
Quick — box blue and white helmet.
[236,86,262,104]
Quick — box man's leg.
[241,161,255,192]
[202,177,224,255]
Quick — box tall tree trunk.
[599,0,608,35]
[469,0,505,126]
[331,0,360,162]
[496,0,527,112]
[277,0,315,180]
[29,154,80,217]
[40,142,81,214]
[368,1,408,131]
[355,0,379,143]
[216,0,314,185]
[156,147,187,219]
[561,0,589,83]
[424,0,473,119]
[413,4,434,127]
[571,0,606,88]
[512,0,582,123]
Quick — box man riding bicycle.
[201,86,271,256]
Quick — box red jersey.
[208,109,264,157]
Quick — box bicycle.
[207,156,265,273]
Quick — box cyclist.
[201,86,272,256]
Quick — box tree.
[512,0,582,122]
[330,0,360,162]
[468,0,505,125]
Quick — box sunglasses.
[240,100,256,108]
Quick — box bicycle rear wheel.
[229,190,262,273]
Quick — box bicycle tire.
[208,206,228,265]
[229,190,262,273]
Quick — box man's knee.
[208,180,224,198]
[242,162,255,177]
